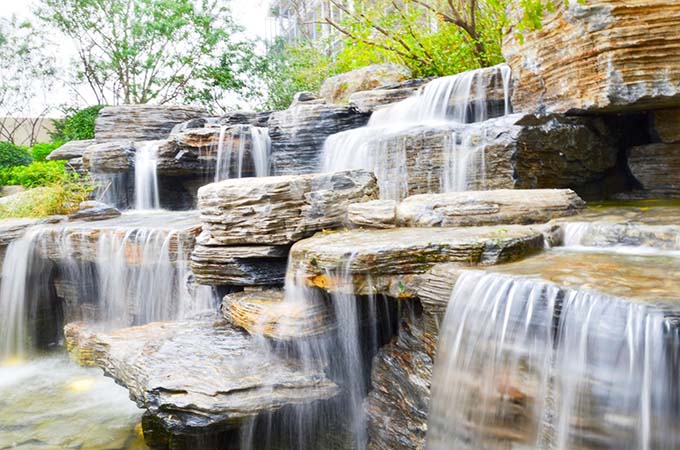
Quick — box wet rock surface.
[191,243,288,285]
[290,225,544,283]
[95,105,208,141]
[650,109,680,144]
[268,104,370,175]
[222,289,335,341]
[64,317,339,445]
[504,0,680,113]
[82,140,135,173]
[347,200,397,229]
[68,201,122,222]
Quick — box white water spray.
[134,141,162,210]
[215,124,271,182]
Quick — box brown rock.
[347,200,397,229]
[320,64,411,104]
[504,1,680,113]
[650,109,680,143]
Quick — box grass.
[0,179,94,219]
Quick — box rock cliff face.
[268,103,370,175]
[95,105,208,141]
[503,0,680,113]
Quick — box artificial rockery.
[2,1,680,449]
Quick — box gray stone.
[95,105,207,141]
[348,87,419,114]
[46,139,96,161]
[320,63,411,105]
[650,109,680,144]
[68,201,122,222]
[196,170,378,246]
[396,189,585,227]
[347,200,397,229]
[628,143,680,197]
[82,140,135,173]
[268,104,370,175]
[64,317,339,438]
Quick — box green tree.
[39,0,255,109]
[49,105,105,143]
[0,17,57,145]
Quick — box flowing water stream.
[134,141,162,210]
[215,124,271,182]
[321,64,511,200]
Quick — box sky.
[0,0,272,115]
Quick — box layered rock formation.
[222,289,335,341]
[348,189,585,228]
[95,105,208,141]
[64,317,339,448]
[503,0,680,113]
[192,170,378,286]
[320,63,411,105]
[268,103,370,175]
[628,143,680,197]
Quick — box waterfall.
[215,124,271,182]
[321,64,512,200]
[427,271,680,450]
[238,257,395,449]
[134,141,162,210]
[0,215,215,360]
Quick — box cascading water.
[238,257,397,450]
[215,124,271,181]
[321,64,511,200]
[134,140,162,210]
[0,213,215,361]
[427,270,680,450]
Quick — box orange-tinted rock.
[504,1,680,113]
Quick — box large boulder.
[503,1,680,113]
[64,317,339,448]
[348,79,426,114]
[95,105,208,141]
[268,103,370,175]
[320,63,411,105]
[82,140,135,173]
[196,170,377,246]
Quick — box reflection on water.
[0,354,147,450]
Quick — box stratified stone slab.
[348,189,584,229]
[46,139,96,161]
[222,290,335,341]
[65,317,339,440]
[95,105,207,141]
[320,63,411,105]
[82,140,135,173]
[504,0,680,113]
[191,243,288,286]
[650,109,680,144]
[197,170,377,246]
[289,225,544,284]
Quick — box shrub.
[49,105,105,143]
[0,160,69,188]
[0,177,94,219]
[30,141,64,161]
[0,142,33,169]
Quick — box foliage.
[49,105,104,143]
[0,142,33,169]
[259,38,335,110]
[0,177,94,219]
[38,0,255,110]
[0,17,57,145]
[30,142,64,161]
[0,161,70,188]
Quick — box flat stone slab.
[549,205,680,250]
[191,243,288,285]
[95,105,207,141]
[289,225,544,291]
[65,317,339,433]
[222,290,335,341]
[197,170,377,246]
[348,189,584,229]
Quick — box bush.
[49,105,105,143]
[30,141,64,161]
[0,160,69,188]
[0,178,94,219]
[0,142,33,169]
